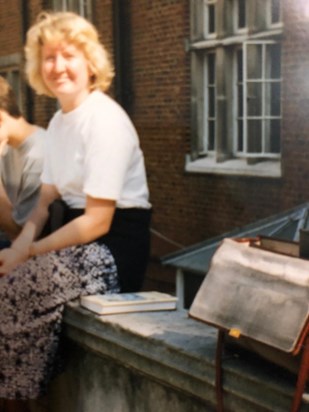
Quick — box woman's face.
[41,41,92,112]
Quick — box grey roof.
[161,203,309,275]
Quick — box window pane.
[247,82,262,117]
[68,0,79,14]
[52,0,91,18]
[264,119,280,153]
[205,52,216,152]
[237,0,246,29]
[271,0,281,24]
[208,4,216,33]
[237,119,243,151]
[237,48,243,113]
[265,82,281,116]
[208,53,215,83]
[237,49,243,81]
[204,1,216,36]
[247,120,262,153]
[236,49,244,153]
[238,85,243,116]
[208,53,216,118]
[208,87,215,117]
[247,45,262,79]
[269,44,281,79]
[52,0,65,10]
[269,119,281,153]
[208,121,215,151]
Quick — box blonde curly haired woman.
[0,11,151,411]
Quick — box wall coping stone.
[63,302,300,411]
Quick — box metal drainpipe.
[112,0,122,104]
[112,0,133,114]
[20,0,34,123]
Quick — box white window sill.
[185,155,281,178]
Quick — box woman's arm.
[30,196,116,257]
[0,183,60,274]
[0,181,21,239]
[12,183,60,252]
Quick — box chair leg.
[1,399,30,412]
[28,396,48,412]
[291,336,309,412]
[215,329,225,412]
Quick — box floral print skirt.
[0,242,119,400]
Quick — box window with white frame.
[269,0,282,26]
[188,0,283,177]
[233,0,247,32]
[202,52,216,154]
[204,0,217,37]
[51,0,92,20]
[191,0,217,41]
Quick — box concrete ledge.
[48,302,304,411]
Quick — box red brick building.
[1,1,309,291]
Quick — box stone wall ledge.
[48,302,304,412]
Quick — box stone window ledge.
[185,155,282,178]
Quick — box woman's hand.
[0,184,60,276]
[0,246,29,275]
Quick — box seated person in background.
[0,76,45,247]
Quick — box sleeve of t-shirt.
[82,110,136,201]
[12,160,42,225]
[40,146,53,185]
[40,119,58,186]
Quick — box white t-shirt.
[41,91,150,209]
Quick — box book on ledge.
[80,291,178,315]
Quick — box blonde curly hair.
[24,11,114,97]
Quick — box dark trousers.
[42,200,152,292]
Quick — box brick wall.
[281,0,309,208]
[0,0,21,53]
[129,1,191,257]
[1,0,309,291]
[128,0,309,258]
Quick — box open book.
[80,291,178,315]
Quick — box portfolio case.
[189,237,309,412]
